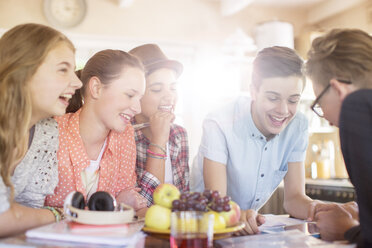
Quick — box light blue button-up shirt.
[191,96,308,210]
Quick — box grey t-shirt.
[0,118,59,214]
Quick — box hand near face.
[116,188,148,211]
[149,110,175,145]
[314,204,359,241]
[237,209,266,235]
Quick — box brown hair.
[252,46,305,89]
[306,29,372,89]
[67,49,144,113]
[0,23,75,199]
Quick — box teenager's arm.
[203,157,227,196]
[0,203,54,237]
[145,111,174,183]
[283,161,313,219]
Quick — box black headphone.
[67,191,117,211]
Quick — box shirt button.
[256,199,260,202]
[252,133,255,137]
[260,137,263,140]
[261,174,264,177]
[264,147,267,151]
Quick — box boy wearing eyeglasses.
[306,29,372,247]
[191,46,318,234]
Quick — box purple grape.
[203,189,212,197]
[186,200,196,208]
[223,196,231,203]
[216,197,224,205]
[223,204,231,212]
[172,200,181,209]
[199,196,208,203]
[211,191,220,200]
[189,192,200,200]
[180,193,188,201]
[215,205,223,212]
[179,202,187,211]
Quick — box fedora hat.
[129,44,183,78]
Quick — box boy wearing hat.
[191,46,317,234]
[129,44,189,206]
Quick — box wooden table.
[0,221,355,248]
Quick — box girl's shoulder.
[37,117,58,133]
[34,118,59,146]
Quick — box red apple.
[153,183,180,209]
[219,201,241,227]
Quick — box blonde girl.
[0,23,82,237]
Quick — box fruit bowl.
[142,221,245,240]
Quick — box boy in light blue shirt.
[191,46,315,234]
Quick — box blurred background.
[1,0,370,212]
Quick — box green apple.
[153,183,180,209]
[219,201,241,227]
[145,205,171,230]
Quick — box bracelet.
[149,143,166,154]
[43,206,61,222]
[147,149,166,158]
[148,154,167,160]
[55,207,65,220]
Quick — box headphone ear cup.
[88,191,116,211]
[71,191,86,210]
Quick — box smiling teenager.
[0,23,82,237]
[306,29,372,247]
[129,44,189,206]
[191,46,316,234]
[45,49,148,214]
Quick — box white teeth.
[60,94,72,99]
[120,113,131,120]
[158,105,173,111]
[272,116,285,121]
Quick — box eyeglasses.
[310,80,351,118]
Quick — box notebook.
[26,220,145,247]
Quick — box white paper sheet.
[25,220,145,247]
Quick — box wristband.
[149,143,166,154]
[147,149,166,157]
[55,207,65,220]
[148,154,167,160]
[43,206,61,222]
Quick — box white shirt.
[164,143,173,184]
[191,96,308,210]
[81,139,107,200]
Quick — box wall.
[0,0,307,45]
[296,0,371,58]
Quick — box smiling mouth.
[158,105,173,112]
[269,115,288,127]
[119,113,132,121]
[59,94,72,102]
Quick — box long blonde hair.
[0,23,75,199]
